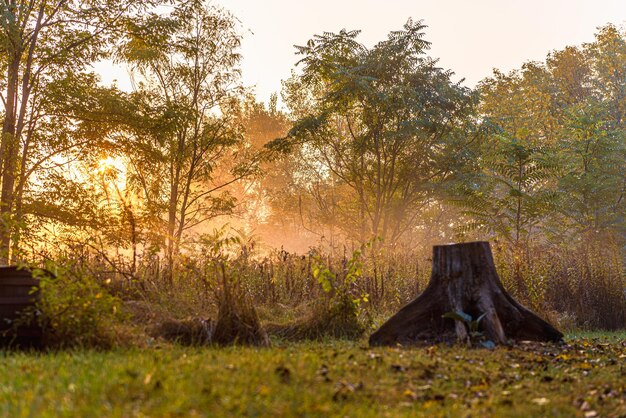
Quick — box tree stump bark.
[369,242,563,346]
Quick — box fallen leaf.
[390,364,407,373]
[275,366,291,384]
[403,389,417,400]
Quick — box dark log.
[0,266,43,348]
[369,242,563,346]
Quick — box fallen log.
[369,241,563,346]
[0,266,43,348]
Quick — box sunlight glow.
[97,156,126,177]
[96,156,128,191]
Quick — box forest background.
[0,0,625,345]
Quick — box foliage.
[442,311,494,348]
[28,261,126,348]
[451,132,559,245]
[0,0,162,263]
[458,26,626,252]
[194,227,269,346]
[114,1,257,269]
[301,248,371,339]
[275,20,476,245]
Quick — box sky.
[96,0,626,105]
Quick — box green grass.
[1,334,625,417]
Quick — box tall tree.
[465,64,559,247]
[0,0,156,262]
[277,20,475,245]
[461,25,626,295]
[553,25,626,241]
[117,1,260,274]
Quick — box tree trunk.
[369,241,563,346]
[0,55,21,264]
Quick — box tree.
[565,25,626,240]
[276,20,475,245]
[228,94,292,233]
[10,73,156,267]
[0,0,158,263]
[455,26,626,300]
[117,1,261,274]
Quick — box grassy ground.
[1,333,625,417]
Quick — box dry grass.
[27,238,624,351]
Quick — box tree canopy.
[276,20,476,245]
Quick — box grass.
[0,333,625,417]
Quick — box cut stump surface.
[369,241,563,346]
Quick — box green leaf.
[481,340,496,349]
[469,312,489,332]
[442,311,472,323]
[475,312,488,324]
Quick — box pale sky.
[96,0,626,105]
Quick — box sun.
[98,156,124,173]
[97,156,127,185]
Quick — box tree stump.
[369,242,563,346]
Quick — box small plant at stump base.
[442,311,496,348]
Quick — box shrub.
[31,261,127,348]
[194,230,269,347]
[281,248,371,340]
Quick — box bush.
[279,248,371,340]
[31,262,127,348]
